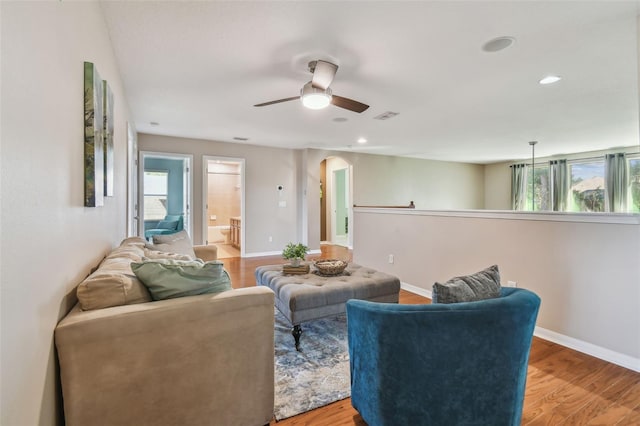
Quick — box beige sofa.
[55,237,275,426]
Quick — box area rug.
[274,309,351,421]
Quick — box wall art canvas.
[103,80,114,196]
[84,61,104,207]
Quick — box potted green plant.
[282,242,309,267]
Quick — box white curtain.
[550,159,568,211]
[510,164,527,210]
[605,153,627,212]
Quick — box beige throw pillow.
[150,230,197,259]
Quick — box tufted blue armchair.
[346,287,541,426]
[144,214,184,240]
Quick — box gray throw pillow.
[131,258,232,301]
[150,230,197,259]
[432,265,501,304]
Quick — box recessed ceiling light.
[539,75,562,85]
[150,121,159,126]
[482,36,516,52]
[357,137,367,144]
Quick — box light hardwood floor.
[220,245,640,425]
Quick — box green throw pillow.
[131,258,232,301]
[432,264,501,304]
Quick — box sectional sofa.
[54,236,275,426]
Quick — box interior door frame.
[202,155,246,257]
[126,122,138,237]
[139,151,194,239]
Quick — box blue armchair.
[347,287,541,426]
[144,214,184,240]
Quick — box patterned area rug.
[274,309,351,421]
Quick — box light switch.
[279,201,286,207]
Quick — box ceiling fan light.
[301,82,332,109]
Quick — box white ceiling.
[101,1,640,164]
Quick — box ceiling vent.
[233,137,249,141]
[373,111,399,120]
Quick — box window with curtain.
[511,152,640,213]
[605,153,627,212]
[550,159,568,211]
[524,165,550,211]
[569,160,605,212]
[629,156,640,213]
[510,164,527,210]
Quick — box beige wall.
[1,2,132,424]
[484,162,512,209]
[137,139,486,254]
[303,149,486,249]
[353,209,640,369]
[138,134,301,253]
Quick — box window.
[629,156,640,213]
[525,165,550,211]
[569,160,605,212]
[144,171,168,220]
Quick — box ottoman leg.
[292,325,303,351]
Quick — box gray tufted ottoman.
[255,263,400,350]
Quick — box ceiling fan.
[254,60,369,113]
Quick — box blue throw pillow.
[131,258,232,301]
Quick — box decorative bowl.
[314,259,348,276]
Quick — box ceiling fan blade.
[254,96,299,107]
[311,60,338,90]
[331,95,369,113]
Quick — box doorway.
[320,157,352,248]
[139,152,193,239]
[203,156,245,258]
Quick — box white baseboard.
[400,282,432,299]
[243,249,322,258]
[399,284,639,373]
[534,326,640,373]
[243,250,281,258]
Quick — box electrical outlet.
[388,254,394,264]
[507,281,517,287]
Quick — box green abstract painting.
[84,61,104,207]
[103,80,114,197]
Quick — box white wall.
[1,2,132,424]
[353,209,640,370]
